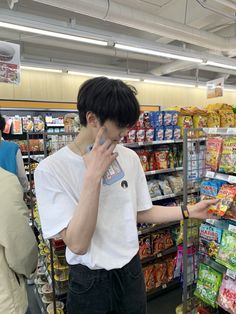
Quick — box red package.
[155,151,169,169]
[154,262,167,287]
[152,232,165,254]
[136,112,145,128]
[139,235,152,259]
[136,128,145,142]
[165,257,176,282]
[149,152,157,171]
[145,128,154,142]
[143,112,151,128]
[138,151,149,172]
[143,265,155,291]
[127,128,136,143]
[163,230,174,250]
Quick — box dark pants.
[67,253,147,314]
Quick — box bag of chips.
[205,137,223,171]
[208,185,236,217]
[216,230,236,272]
[219,138,236,174]
[217,274,236,314]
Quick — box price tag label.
[228,224,236,234]
[206,171,215,179]
[227,128,236,135]
[162,284,167,289]
[228,175,236,184]
[226,269,236,280]
[157,253,162,258]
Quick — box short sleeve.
[135,156,152,212]
[34,169,76,239]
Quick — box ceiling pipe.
[33,0,236,52]
[214,0,236,10]
[150,60,196,76]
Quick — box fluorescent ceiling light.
[144,79,195,88]
[115,43,202,63]
[0,21,107,46]
[107,75,140,82]
[68,71,98,77]
[205,61,236,71]
[21,66,62,73]
[224,88,236,92]
[68,71,140,81]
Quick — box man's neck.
[71,127,94,156]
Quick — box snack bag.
[193,114,208,137]
[167,175,183,194]
[171,111,179,126]
[145,127,154,142]
[136,112,145,128]
[152,232,165,254]
[12,116,23,134]
[154,126,164,141]
[148,152,156,171]
[219,138,236,174]
[177,115,193,137]
[199,223,223,259]
[136,128,145,142]
[34,116,45,132]
[173,126,181,140]
[165,257,176,282]
[147,180,162,198]
[158,179,173,195]
[205,137,223,171]
[200,179,227,198]
[139,235,152,259]
[154,262,167,287]
[164,126,173,140]
[143,265,155,291]
[217,274,236,314]
[137,151,149,172]
[149,111,163,128]
[216,230,236,272]
[155,151,169,169]
[163,111,173,126]
[220,110,235,127]
[194,263,222,308]
[3,116,12,134]
[143,111,151,128]
[22,116,34,132]
[127,128,136,143]
[207,111,221,128]
[208,185,236,217]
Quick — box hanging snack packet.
[205,137,223,171]
[217,274,236,314]
[200,179,227,199]
[194,263,222,308]
[199,223,223,259]
[219,138,236,174]
[216,230,236,272]
[155,151,169,169]
[208,185,236,217]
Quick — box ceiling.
[1,0,236,86]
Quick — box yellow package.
[207,111,220,128]
[234,113,236,127]
[206,103,232,111]
[219,110,235,127]
[177,115,193,137]
[193,114,208,137]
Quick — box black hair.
[77,77,140,127]
[0,114,6,133]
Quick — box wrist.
[180,204,190,219]
[84,171,102,184]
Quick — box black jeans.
[67,253,147,314]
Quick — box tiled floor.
[27,285,182,314]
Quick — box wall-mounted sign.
[207,77,224,99]
[0,41,20,84]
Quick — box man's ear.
[86,112,99,128]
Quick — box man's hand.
[189,199,219,219]
[83,127,118,179]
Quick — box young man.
[35,77,217,314]
[0,167,38,314]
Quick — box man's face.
[99,120,129,144]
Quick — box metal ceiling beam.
[150,60,196,76]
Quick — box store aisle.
[27,285,181,314]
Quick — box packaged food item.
[158,179,173,195]
[216,230,236,272]
[53,262,69,280]
[136,128,145,142]
[199,223,223,259]
[42,284,53,302]
[139,235,152,259]
[217,274,236,314]
[64,113,80,133]
[200,179,227,198]
[167,175,183,194]
[154,262,167,287]
[208,185,236,217]
[145,127,154,142]
[164,126,173,140]
[143,265,155,291]
[143,112,151,128]
[177,115,193,137]
[137,151,149,172]
[148,152,156,171]
[12,116,22,134]
[171,111,179,126]
[219,138,236,174]
[54,275,69,294]
[205,137,223,171]
[33,116,45,132]
[3,116,12,134]
[154,127,164,141]
[163,111,173,126]
[165,257,176,282]
[147,180,162,198]
[127,128,136,143]
[207,111,220,128]
[194,263,222,308]
[193,114,208,137]
[22,116,34,132]
[173,126,181,140]
[220,110,235,127]
[155,151,169,169]
[47,301,64,314]
[152,232,165,254]
[149,111,163,128]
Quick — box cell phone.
[87,139,125,185]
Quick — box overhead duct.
[33,0,236,52]
[151,60,196,76]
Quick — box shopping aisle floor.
[27,285,182,313]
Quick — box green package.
[219,138,236,174]
[194,263,222,308]
[216,230,236,272]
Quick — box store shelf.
[147,278,180,301]
[145,167,183,176]
[151,188,199,202]
[138,221,179,236]
[205,171,236,184]
[141,246,177,265]
[33,286,47,314]
[46,124,64,127]
[123,139,183,148]
[203,128,236,135]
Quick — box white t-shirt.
[34,144,152,270]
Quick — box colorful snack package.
[220,110,235,127]
[216,230,236,272]
[219,138,236,174]
[177,115,193,137]
[143,265,155,291]
[136,128,145,142]
[12,116,23,134]
[163,111,172,126]
[199,223,223,259]
[127,128,136,143]
[22,116,34,132]
[136,112,145,128]
[200,179,227,198]
[173,126,181,140]
[34,116,45,132]
[148,152,156,171]
[152,232,165,254]
[193,114,208,137]
[217,274,236,314]
[194,263,222,308]
[208,185,236,217]
[164,126,173,140]
[155,151,169,169]
[3,116,12,134]
[147,180,162,198]
[165,257,176,282]
[149,111,163,128]
[171,111,179,126]
[158,179,173,195]
[205,137,223,171]
[143,111,151,128]
[207,111,221,128]
[154,126,164,141]
[154,262,167,287]
[139,235,152,259]
[137,151,149,172]
[145,127,154,142]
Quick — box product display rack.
[181,128,236,314]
